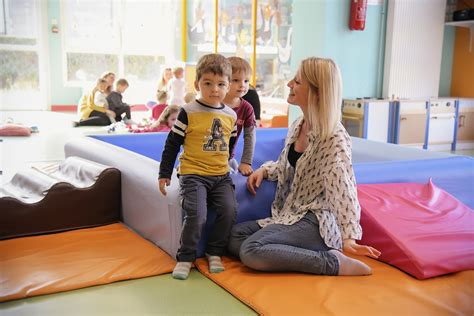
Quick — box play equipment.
[0,157,121,240]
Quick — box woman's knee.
[239,239,270,271]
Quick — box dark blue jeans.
[228,212,339,275]
[177,174,236,262]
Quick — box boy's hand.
[159,178,171,196]
[238,163,253,176]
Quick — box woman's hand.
[246,167,267,195]
[343,239,381,259]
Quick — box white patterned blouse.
[257,116,362,250]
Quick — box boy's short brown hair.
[227,56,252,77]
[173,67,184,75]
[195,54,232,82]
[116,78,129,87]
[157,90,168,103]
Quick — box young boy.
[158,54,237,280]
[106,78,135,125]
[167,67,187,106]
[223,57,256,176]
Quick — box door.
[457,109,474,142]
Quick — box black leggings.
[78,110,111,126]
[113,105,131,121]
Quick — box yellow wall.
[450,1,474,97]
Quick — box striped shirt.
[159,100,237,178]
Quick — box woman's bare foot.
[329,250,372,276]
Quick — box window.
[254,0,293,98]
[63,0,119,82]
[188,0,216,61]
[62,0,180,103]
[0,0,45,110]
[187,0,294,99]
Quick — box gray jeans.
[178,174,237,262]
[228,212,339,275]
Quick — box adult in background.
[101,71,116,96]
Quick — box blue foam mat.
[353,156,474,209]
[91,128,288,169]
[91,131,473,257]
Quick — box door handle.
[430,115,455,120]
[342,115,363,121]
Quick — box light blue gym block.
[0,271,256,316]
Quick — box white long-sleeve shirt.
[94,91,108,108]
[168,78,186,106]
[257,116,362,250]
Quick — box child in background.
[94,79,116,124]
[159,54,237,280]
[151,105,180,131]
[131,105,180,134]
[152,90,169,120]
[223,57,256,176]
[167,67,187,106]
[74,78,116,127]
[107,78,135,125]
[184,92,197,104]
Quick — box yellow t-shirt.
[159,100,237,178]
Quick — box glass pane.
[124,55,165,81]
[63,0,118,51]
[188,0,216,61]
[0,50,38,90]
[217,0,252,64]
[66,53,118,81]
[0,0,5,35]
[255,0,293,99]
[122,1,179,59]
[2,0,37,39]
[0,0,37,43]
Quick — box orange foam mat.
[0,223,175,302]
[195,256,474,316]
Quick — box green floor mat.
[0,270,257,316]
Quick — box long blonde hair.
[91,78,108,97]
[100,71,115,95]
[299,57,342,139]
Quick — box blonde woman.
[74,78,115,127]
[228,57,381,276]
[101,71,116,96]
[157,67,173,93]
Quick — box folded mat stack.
[0,157,121,239]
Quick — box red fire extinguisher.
[349,0,367,31]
